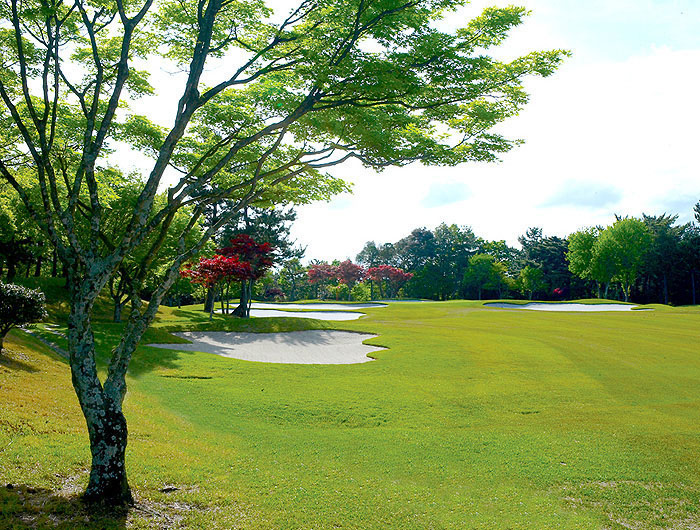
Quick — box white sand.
[485,302,651,312]
[251,302,387,310]
[148,330,385,364]
[216,308,366,320]
[250,309,364,320]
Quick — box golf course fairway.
[2,299,700,529]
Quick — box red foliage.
[307,263,338,284]
[366,265,413,297]
[366,265,413,284]
[217,234,275,281]
[180,255,252,288]
[336,260,364,285]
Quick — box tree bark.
[51,249,58,277]
[113,299,123,323]
[204,287,215,313]
[67,279,133,506]
[233,280,249,317]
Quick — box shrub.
[351,282,371,302]
[0,282,47,352]
[263,287,286,301]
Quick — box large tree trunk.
[233,280,250,317]
[67,279,133,506]
[204,287,215,313]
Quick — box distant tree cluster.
[340,204,700,305]
[306,260,413,301]
[193,203,700,306]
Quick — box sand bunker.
[216,301,389,320]
[148,330,384,364]
[251,302,387,310]
[485,302,650,312]
[249,309,364,320]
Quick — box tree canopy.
[0,0,567,505]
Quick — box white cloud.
[293,46,700,261]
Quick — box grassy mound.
[2,296,700,528]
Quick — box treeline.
[267,204,699,305]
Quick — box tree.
[598,218,651,302]
[218,234,274,317]
[567,227,601,296]
[335,260,364,299]
[181,254,252,319]
[102,178,204,322]
[0,0,566,505]
[641,214,685,305]
[366,265,412,298]
[307,262,338,299]
[219,205,303,260]
[519,228,570,297]
[0,282,47,353]
[462,253,502,300]
[0,180,45,281]
[679,225,700,305]
[481,239,520,273]
[278,258,307,301]
[518,265,545,300]
[356,241,381,268]
[394,228,436,271]
[431,223,479,300]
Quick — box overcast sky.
[289,0,700,261]
[125,0,700,263]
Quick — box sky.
[288,0,700,261]
[125,0,700,263]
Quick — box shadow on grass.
[0,485,127,529]
[0,350,39,373]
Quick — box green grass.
[2,297,700,528]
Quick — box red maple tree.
[218,234,275,317]
[366,265,413,299]
[181,254,253,319]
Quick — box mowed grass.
[2,297,700,528]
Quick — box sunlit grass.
[2,294,700,528]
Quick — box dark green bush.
[0,282,47,352]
